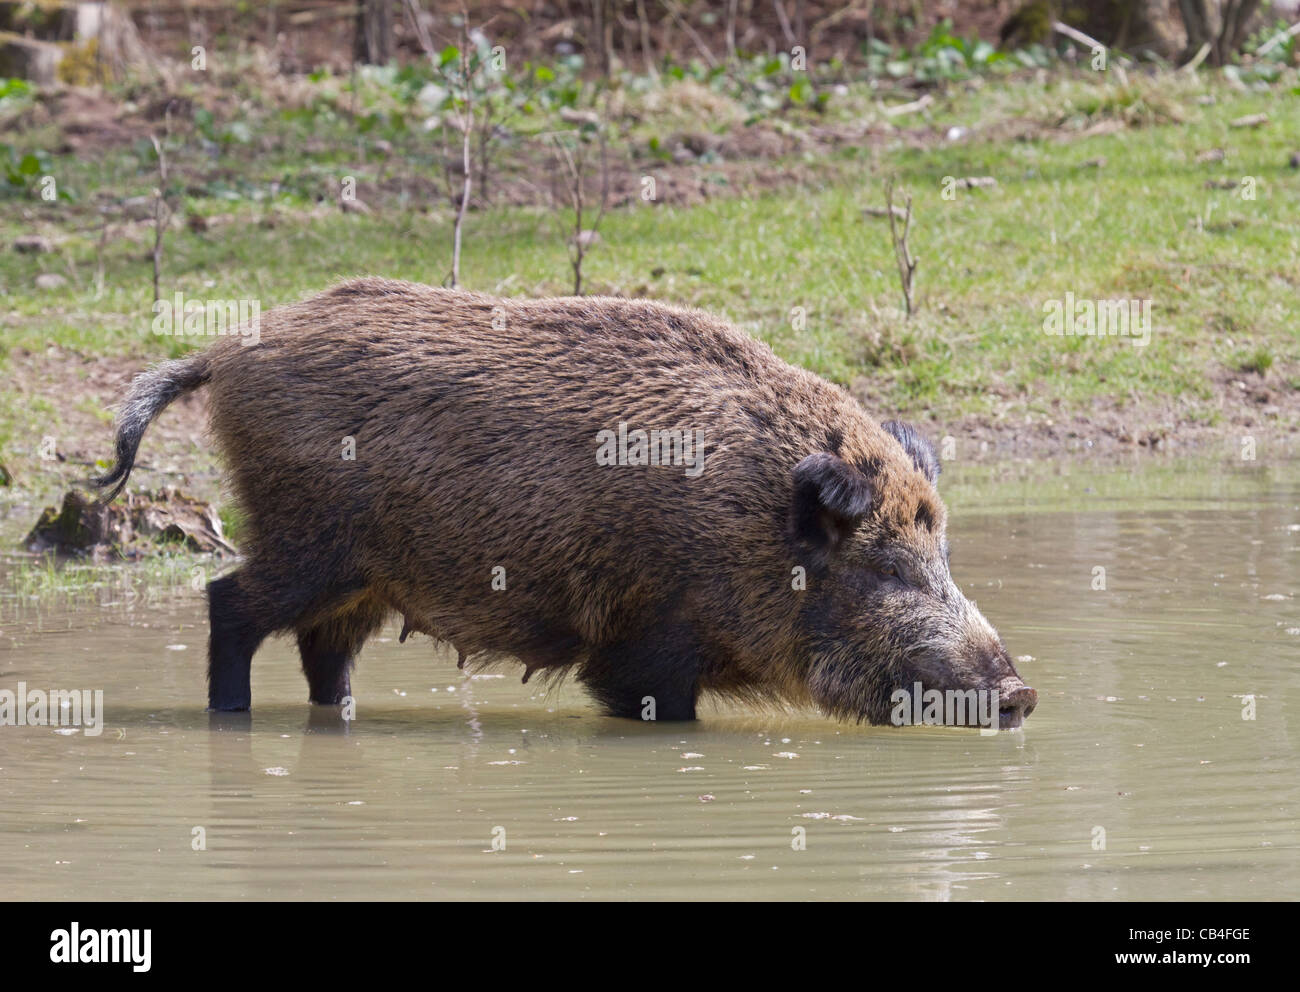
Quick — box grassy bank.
[2,57,1299,532]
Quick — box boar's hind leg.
[297,597,386,705]
[579,622,703,722]
[207,572,273,711]
[208,565,370,712]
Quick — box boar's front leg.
[296,597,386,705]
[579,619,704,721]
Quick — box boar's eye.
[871,561,907,585]
[871,559,923,590]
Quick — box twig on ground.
[546,116,610,296]
[148,135,171,305]
[883,176,918,318]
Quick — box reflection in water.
[0,459,1296,899]
[460,673,485,749]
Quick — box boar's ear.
[881,420,940,485]
[790,452,873,553]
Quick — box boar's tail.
[90,354,212,503]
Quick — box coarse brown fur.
[93,278,1036,727]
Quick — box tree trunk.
[1002,1,1185,59]
[354,0,394,66]
[1178,0,1262,64]
[1180,0,1258,64]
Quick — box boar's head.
[789,421,1037,730]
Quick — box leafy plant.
[1238,348,1274,376]
[0,77,33,109]
[864,20,1030,82]
[1,145,55,198]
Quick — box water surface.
[1,458,1296,900]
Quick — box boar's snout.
[990,648,1037,729]
[997,680,1038,730]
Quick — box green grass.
[0,551,204,623]
[2,67,1298,476]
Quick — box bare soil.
[854,367,1300,461]
[3,349,221,533]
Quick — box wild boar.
[94,278,1037,728]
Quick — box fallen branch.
[288,5,361,26]
[1255,19,1300,56]
[1052,19,1133,65]
[1180,41,1212,72]
[882,93,933,117]
[862,205,908,220]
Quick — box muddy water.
[1,459,1296,900]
